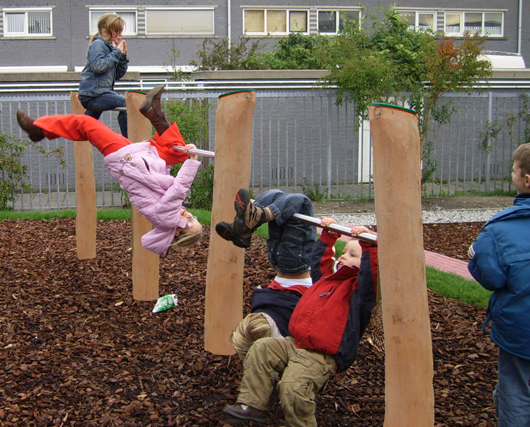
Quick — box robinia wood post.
[70,92,97,260]
[204,90,256,355]
[125,90,160,301]
[368,103,434,427]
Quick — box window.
[318,10,360,34]
[146,8,214,35]
[89,9,137,35]
[244,9,308,35]
[445,11,503,37]
[399,11,436,31]
[3,8,52,37]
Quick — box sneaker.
[215,222,251,248]
[233,189,267,236]
[16,110,45,142]
[223,403,268,424]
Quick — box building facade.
[0,0,528,74]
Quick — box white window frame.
[88,7,138,36]
[317,9,361,35]
[398,10,437,32]
[3,7,53,37]
[145,7,215,36]
[445,11,504,37]
[243,9,309,35]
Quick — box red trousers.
[34,114,188,166]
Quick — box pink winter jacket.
[104,141,201,257]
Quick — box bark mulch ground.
[1,219,497,426]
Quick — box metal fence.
[1,89,528,211]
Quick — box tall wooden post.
[369,103,434,427]
[205,90,256,355]
[125,91,160,301]
[70,92,97,260]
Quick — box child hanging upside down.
[16,85,202,257]
[217,189,378,427]
[217,189,317,358]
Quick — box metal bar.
[292,213,377,244]
[167,145,377,242]
[172,145,216,158]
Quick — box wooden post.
[125,91,160,301]
[70,92,97,260]
[368,103,434,427]
[204,90,256,355]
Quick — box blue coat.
[79,36,128,97]
[468,195,530,360]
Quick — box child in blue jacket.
[79,13,129,137]
[468,142,530,427]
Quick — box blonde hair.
[170,228,203,250]
[513,143,530,176]
[230,313,271,359]
[89,13,126,45]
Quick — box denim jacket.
[79,36,128,97]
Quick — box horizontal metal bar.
[292,213,377,244]
[172,145,216,158]
[169,145,377,242]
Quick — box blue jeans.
[254,190,315,275]
[79,91,127,137]
[494,347,530,427]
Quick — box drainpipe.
[228,0,232,50]
[517,0,522,54]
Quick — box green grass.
[0,208,492,308]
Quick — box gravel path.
[326,208,502,226]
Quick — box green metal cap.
[219,89,255,99]
[370,103,417,115]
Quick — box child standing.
[79,13,129,137]
[468,143,530,427]
[16,86,202,258]
[218,189,378,426]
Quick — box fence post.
[70,92,97,260]
[486,92,493,192]
[125,91,160,301]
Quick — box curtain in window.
[90,11,137,35]
[484,12,502,35]
[244,10,264,32]
[267,10,286,33]
[418,14,434,30]
[28,11,50,34]
[464,13,482,35]
[446,13,461,33]
[146,9,214,34]
[289,11,307,32]
[6,13,25,33]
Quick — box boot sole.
[139,85,165,114]
[233,189,251,236]
[222,406,268,424]
[215,222,251,249]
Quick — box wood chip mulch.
[0,218,497,426]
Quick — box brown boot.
[139,84,170,135]
[16,110,45,142]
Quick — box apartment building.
[0,0,527,74]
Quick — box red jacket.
[289,230,378,372]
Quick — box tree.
[317,6,493,182]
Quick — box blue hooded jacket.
[468,194,530,360]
